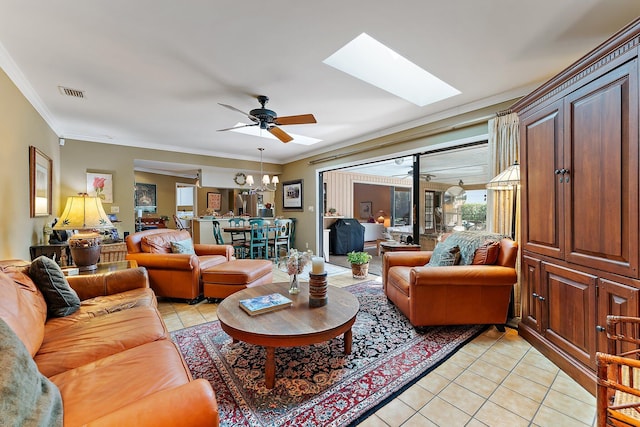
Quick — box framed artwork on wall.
[282,179,303,210]
[86,172,113,203]
[207,192,221,210]
[359,201,372,219]
[134,183,157,213]
[29,146,52,217]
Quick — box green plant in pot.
[347,251,372,279]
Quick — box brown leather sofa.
[382,237,518,328]
[0,260,218,426]
[126,229,235,303]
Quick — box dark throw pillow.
[0,318,63,426]
[29,256,80,317]
[472,240,501,265]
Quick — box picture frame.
[86,172,113,203]
[29,146,52,217]
[282,179,303,210]
[359,201,372,219]
[207,192,221,210]
[134,183,157,213]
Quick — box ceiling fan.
[218,95,316,143]
[393,168,435,181]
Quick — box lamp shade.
[486,162,520,189]
[54,194,114,231]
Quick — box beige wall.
[0,68,60,260]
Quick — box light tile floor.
[158,266,597,427]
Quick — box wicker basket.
[99,242,127,262]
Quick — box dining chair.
[212,220,224,245]
[247,219,269,259]
[228,218,247,258]
[271,219,291,262]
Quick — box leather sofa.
[126,229,235,303]
[0,260,218,426]
[382,236,518,328]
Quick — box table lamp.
[54,193,114,271]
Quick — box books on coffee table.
[239,293,293,316]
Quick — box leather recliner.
[382,238,518,328]
[126,229,234,303]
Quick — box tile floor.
[158,266,597,427]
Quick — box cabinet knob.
[538,295,545,301]
[554,169,561,175]
[532,292,539,298]
[596,325,606,332]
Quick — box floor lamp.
[486,161,520,319]
[486,161,520,239]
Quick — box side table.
[379,241,421,254]
[78,260,138,275]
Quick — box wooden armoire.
[513,18,640,394]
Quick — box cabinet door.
[521,254,543,333]
[596,278,639,354]
[564,59,639,278]
[520,100,564,258]
[543,263,597,368]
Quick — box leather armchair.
[382,238,518,327]
[126,229,234,303]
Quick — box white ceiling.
[1,1,638,170]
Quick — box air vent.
[58,86,85,98]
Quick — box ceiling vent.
[58,86,85,98]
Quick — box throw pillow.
[427,245,461,266]
[0,318,63,426]
[472,241,501,265]
[170,238,196,254]
[29,256,80,317]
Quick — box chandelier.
[246,148,279,192]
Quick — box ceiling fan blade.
[217,123,258,132]
[218,103,259,122]
[268,126,294,143]
[274,114,317,125]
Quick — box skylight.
[323,33,460,106]
[229,123,322,146]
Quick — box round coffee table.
[217,281,359,388]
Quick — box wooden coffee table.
[217,282,360,388]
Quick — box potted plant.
[347,251,372,279]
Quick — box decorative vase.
[289,273,300,294]
[351,262,369,279]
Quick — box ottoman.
[202,259,273,300]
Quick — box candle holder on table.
[308,272,328,307]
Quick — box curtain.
[487,112,521,317]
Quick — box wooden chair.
[228,218,247,258]
[212,220,224,245]
[246,219,269,259]
[270,219,291,262]
[173,215,187,230]
[597,315,640,426]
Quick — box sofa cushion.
[0,318,63,427]
[35,305,168,377]
[140,230,191,254]
[427,245,461,266]
[472,241,501,265]
[433,231,506,265]
[29,256,81,318]
[49,340,191,426]
[171,238,195,254]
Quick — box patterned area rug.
[171,281,485,426]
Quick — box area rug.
[171,281,485,426]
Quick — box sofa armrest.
[195,244,234,260]
[410,265,517,286]
[86,379,218,427]
[126,253,199,270]
[384,251,433,268]
[67,267,150,301]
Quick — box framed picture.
[359,201,372,219]
[207,192,221,210]
[29,146,52,217]
[282,179,303,210]
[86,172,113,203]
[134,183,157,213]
